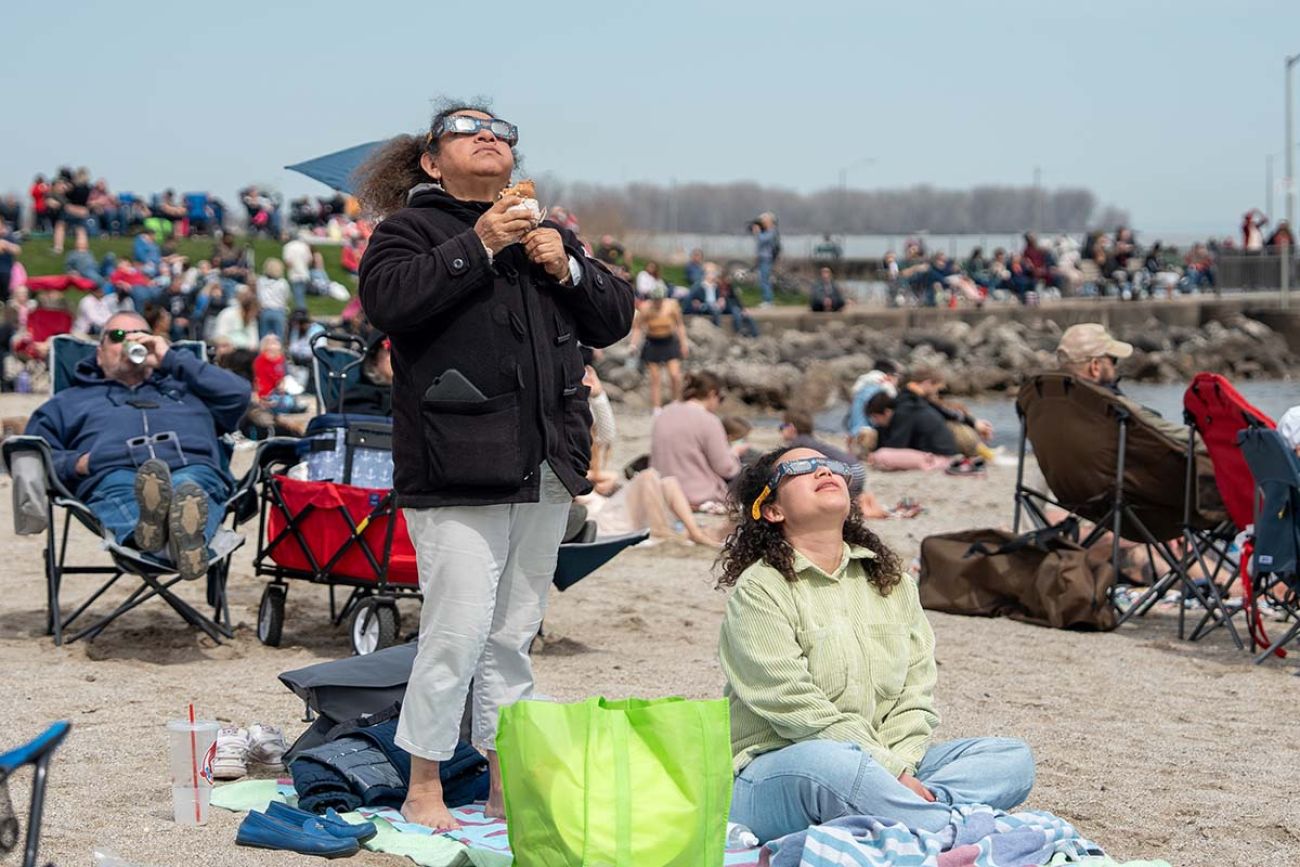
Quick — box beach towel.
[764,805,1166,867]
[212,780,765,867]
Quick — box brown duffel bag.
[918,520,1118,631]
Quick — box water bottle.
[15,369,30,394]
[725,822,759,849]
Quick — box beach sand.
[0,396,1297,867]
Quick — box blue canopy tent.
[285,140,385,195]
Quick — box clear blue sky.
[3,0,1298,236]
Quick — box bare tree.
[536,180,1128,235]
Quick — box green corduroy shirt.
[719,543,939,778]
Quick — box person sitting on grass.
[717,446,1035,844]
[253,335,305,415]
[809,266,847,312]
[24,311,250,580]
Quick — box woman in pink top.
[649,371,742,511]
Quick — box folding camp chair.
[1182,372,1276,645]
[310,331,366,414]
[1013,372,1242,646]
[0,722,70,867]
[1,335,271,645]
[1238,427,1300,662]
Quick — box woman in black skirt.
[629,285,687,410]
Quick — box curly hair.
[715,447,902,594]
[352,97,522,218]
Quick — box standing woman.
[354,101,635,830]
[629,284,687,410]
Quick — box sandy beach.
[1,395,1297,867]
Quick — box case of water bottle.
[302,413,394,489]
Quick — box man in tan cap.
[1055,323,1132,388]
[1054,325,1224,526]
[1055,322,1190,446]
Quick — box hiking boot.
[213,725,249,780]
[132,460,173,552]
[247,723,288,768]
[168,481,210,581]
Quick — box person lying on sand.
[716,446,1035,844]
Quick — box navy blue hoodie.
[24,350,251,499]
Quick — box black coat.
[358,186,635,508]
[879,390,959,456]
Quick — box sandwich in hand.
[500,179,543,229]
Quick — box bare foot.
[401,794,462,831]
[483,749,507,820]
[484,789,506,819]
[687,529,723,548]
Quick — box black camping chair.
[2,335,288,645]
[310,331,367,415]
[1013,373,1242,646]
[1238,427,1300,662]
[0,722,70,867]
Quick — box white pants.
[395,463,572,761]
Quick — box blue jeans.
[757,258,774,304]
[731,737,1035,844]
[290,279,309,311]
[259,308,287,341]
[85,465,229,551]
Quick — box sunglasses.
[431,115,519,146]
[102,328,150,344]
[751,457,855,520]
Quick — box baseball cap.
[1056,323,1134,364]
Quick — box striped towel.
[766,805,1114,867]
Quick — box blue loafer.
[236,809,359,858]
[267,800,378,843]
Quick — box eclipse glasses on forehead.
[431,115,519,146]
[750,457,855,520]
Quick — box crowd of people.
[7,168,375,247]
[879,229,1228,308]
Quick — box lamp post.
[1284,53,1299,308]
[836,157,877,234]
[1266,154,1274,222]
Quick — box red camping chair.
[23,275,97,293]
[1183,372,1277,650]
[12,308,74,361]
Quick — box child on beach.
[717,446,1035,843]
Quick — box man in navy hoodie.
[25,311,250,579]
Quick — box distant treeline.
[536,177,1130,236]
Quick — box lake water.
[792,379,1298,448]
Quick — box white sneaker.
[212,726,249,780]
[247,723,288,768]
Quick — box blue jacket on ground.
[24,350,250,500]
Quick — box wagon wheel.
[257,584,287,647]
[350,598,399,656]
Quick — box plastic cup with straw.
[167,705,218,826]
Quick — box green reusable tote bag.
[496,696,732,866]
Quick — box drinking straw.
[188,703,201,823]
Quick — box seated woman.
[578,467,723,547]
[718,446,1034,844]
